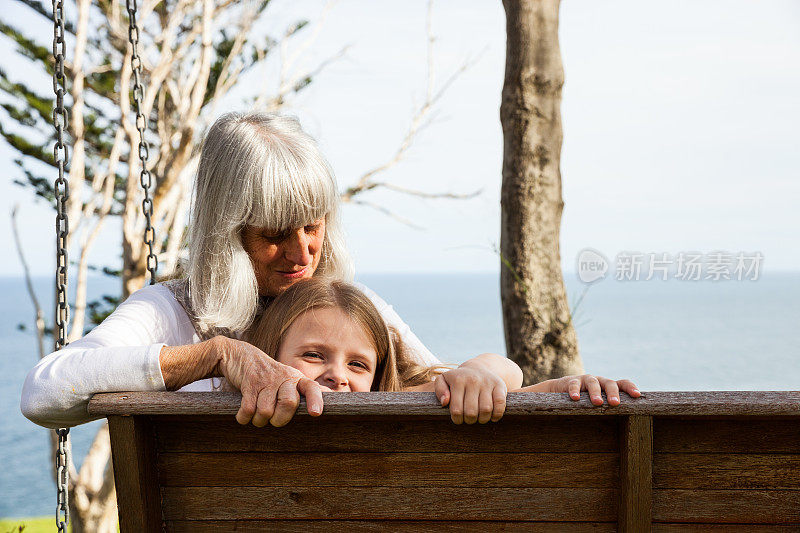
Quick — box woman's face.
[276,307,378,392]
[241,217,326,297]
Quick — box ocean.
[1,272,799,517]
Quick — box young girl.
[247,277,523,423]
[246,278,639,424]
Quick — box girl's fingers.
[462,384,481,425]
[297,377,324,416]
[270,380,300,427]
[602,378,621,406]
[585,375,603,405]
[491,384,507,422]
[434,375,451,406]
[568,377,582,400]
[617,379,641,397]
[448,381,466,425]
[478,388,495,424]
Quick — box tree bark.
[500,0,583,384]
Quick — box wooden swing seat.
[88,390,800,532]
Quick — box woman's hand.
[541,374,640,406]
[434,366,508,425]
[213,336,325,427]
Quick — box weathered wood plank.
[157,452,618,487]
[655,418,800,453]
[653,525,800,532]
[165,520,617,532]
[653,489,800,523]
[107,416,163,532]
[654,453,800,489]
[155,417,618,453]
[89,391,800,417]
[619,415,653,533]
[91,391,630,416]
[161,487,617,521]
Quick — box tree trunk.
[500,0,583,384]
[122,242,147,298]
[68,423,119,533]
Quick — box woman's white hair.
[187,112,353,332]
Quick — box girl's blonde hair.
[187,112,353,333]
[246,278,443,391]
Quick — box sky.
[0,0,798,277]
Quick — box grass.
[0,517,67,533]
[1,517,120,532]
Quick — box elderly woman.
[21,112,635,430]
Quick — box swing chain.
[52,0,71,530]
[52,0,69,349]
[126,0,158,284]
[56,428,70,531]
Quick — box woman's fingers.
[558,374,640,406]
[617,379,641,398]
[601,378,621,406]
[567,377,582,401]
[270,380,300,427]
[585,375,603,405]
[297,377,324,416]
[236,382,257,425]
[251,386,276,427]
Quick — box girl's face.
[276,307,378,392]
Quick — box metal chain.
[55,428,70,531]
[51,0,71,530]
[126,0,158,284]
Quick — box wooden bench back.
[88,391,800,532]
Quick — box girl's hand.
[434,366,508,425]
[546,374,641,406]
[214,336,325,427]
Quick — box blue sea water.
[1,272,799,518]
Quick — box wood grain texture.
[88,391,800,417]
[618,415,653,532]
[155,416,618,453]
[107,416,163,532]
[157,452,618,487]
[165,520,617,532]
[655,418,800,453]
[654,453,800,489]
[653,525,800,532]
[653,489,800,523]
[160,487,617,521]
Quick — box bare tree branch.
[11,205,45,359]
[341,0,478,204]
[256,44,351,112]
[253,1,347,112]
[375,182,481,200]
[351,199,424,230]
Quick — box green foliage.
[0,20,54,71]
[18,0,78,34]
[86,294,122,334]
[13,159,55,204]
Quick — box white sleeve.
[19,284,194,429]
[354,282,441,367]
